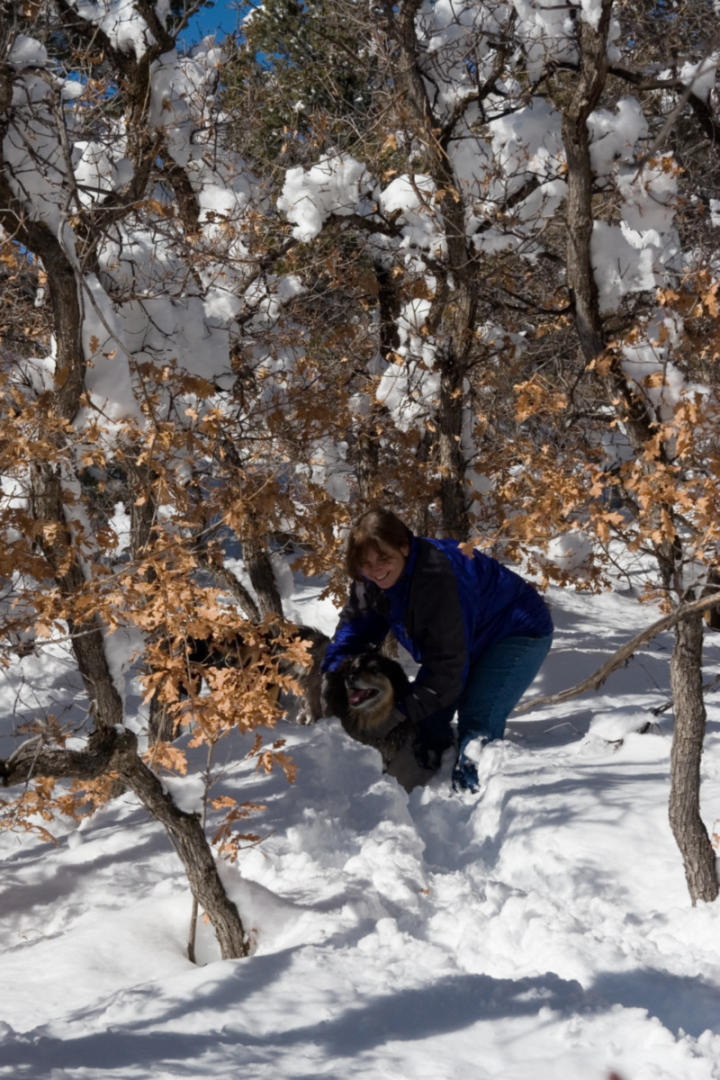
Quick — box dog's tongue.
[349,688,372,705]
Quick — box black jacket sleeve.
[400,542,467,725]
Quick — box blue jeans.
[417,633,553,755]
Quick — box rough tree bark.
[243,535,284,618]
[0,38,253,956]
[377,2,475,538]
[559,0,717,903]
[114,732,252,957]
[0,729,252,958]
[669,615,719,902]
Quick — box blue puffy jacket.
[323,535,553,725]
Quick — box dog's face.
[320,652,424,790]
[340,653,409,733]
[344,655,396,729]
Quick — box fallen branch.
[513,591,720,716]
[650,670,720,716]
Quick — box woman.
[322,508,553,792]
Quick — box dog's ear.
[377,656,410,697]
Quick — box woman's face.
[358,542,408,590]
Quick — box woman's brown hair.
[346,508,412,580]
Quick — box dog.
[148,623,329,743]
[321,652,426,791]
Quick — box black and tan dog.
[321,652,427,790]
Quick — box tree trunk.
[668,614,719,903]
[351,426,381,505]
[0,729,252,959]
[113,730,251,958]
[382,6,475,540]
[559,3,716,906]
[30,463,126,732]
[244,535,284,617]
[25,331,248,951]
[437,353,469,539]
[560,0,611,361]
[1,24,252,961]
[198,556,262,622]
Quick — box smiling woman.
[322,508,554,794]
[356,545,407,590]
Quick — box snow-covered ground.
[1,571,719,1080]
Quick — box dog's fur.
[148,623,329,742]
[149,633,432,790]
[321,652,423,790]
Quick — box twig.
[514,592,720,716]
[651,670,720,716]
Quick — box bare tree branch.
[514,592,720,716]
